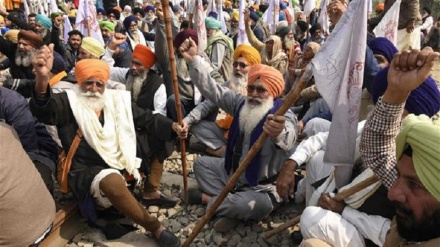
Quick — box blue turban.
[97,7,106,15]
[280,2,287,10]
[145,5,155,12]
[249,10,259,22]
[368,37,398,63]
[208,11,218,19]
[371,67,440,117]
[1,27,10,35]
[205,17,222,30]
[35,14,52,29]
[123,15,138,31]
[51,51,66,74]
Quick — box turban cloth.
[376,3,384,12]
[18,30,43,49]
[97,7,106,15]
[368,37,398,63]
[133,7,145,17]
[145,5,155,12]
[249,10,259,22]
[124,5,132,11]
[0,15,4,22]
[50,12,61,19]
[252,4,259,11]
[51,51,66,74]
[280,2,287,10]
[233,44,261,66]
[231,11,239,21]
[205,17,222,30]
[225,1,232,7]
[107,8,121,20]
[123,15,138,31]
[307,42,321,55]
[75,59,110,85]
[99,21,115,31]
[1,27,10,35]
[370,67,440,117]
[133,44,156,69]
[396,114,440,202]
[113,6,123,13]
[35,14,52,29]
[297,20,308,32]
[174,29,198,48]
[208,11,218,19]
[4,29,18,43]
[81,37,105,58]
[172,5,180,13]
[277,25,291,39]
[248,64,284,98]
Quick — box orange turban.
[248,64,284,98]
[75,59,110,85]
[133,44,156,69]
[233,44,261,66]
[375,3,384,12]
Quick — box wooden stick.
[263,175,379,239]
[182,64,314,247]
[161,0,188,194]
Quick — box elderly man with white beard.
[183,44,262,157]
[0,30,42,79]
[178,38,298,232]
[29,44,185,247]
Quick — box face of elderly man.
[78,47,94,60]
[387,155,440,242]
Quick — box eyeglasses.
[247,84,267,94]
[233,61,248,69]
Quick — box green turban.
[99,21,115,32]
[396,114,440,202]
[205,17,222,30]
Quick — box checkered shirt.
[360,97,405,190]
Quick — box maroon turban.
[174,29,198,49]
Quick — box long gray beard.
[239,97,274,135]
[39,28,48,39]
[15,49,37,67]
[130,30,140,44]
[176,57,190,81]
[126,71,147,102]
[73,84,105,112]
[228,72,248,95]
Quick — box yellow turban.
[233,44,261,66]
[396,114,440,202]
[80,37,104,58]
[247,64,284,98]
[225,1,232,7]
[0,15,4,23]
[231,10,239,21]
[4,29,19,43]
[75,59,110,85]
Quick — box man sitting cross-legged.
[178,37,298,232]
[29,44,186,247]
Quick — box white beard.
[239,96,274,135]
[228,71,248,95]
[15,49,37,67]
[39,28,48,39]
[73,84,105,112]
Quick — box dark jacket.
[0,37,35,79]
[7,13,52,45]
[29,88,174,203]
[51,25,78,73]
[114,48,132,68]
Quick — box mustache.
[234,71,245,77]
[247,96,263,103]
[81,91,102,98]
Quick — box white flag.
[311,0,367,171]
[317,0,330,35]
[23,0,30,22]
[217,1,228,34]
[373,0,401,46]
[237,0,249,45]
[75,0,105,46]
[50,0,59,14]
[262,0,279,34]
[303,0,317,16]
[63,15,73,45]
[195,0,207,54]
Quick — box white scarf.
[127,29,146,51]
[66,89,141,182]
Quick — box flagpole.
[160,0,189,201]
[182,64,314,247]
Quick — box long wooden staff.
[263,175,380,239]
[182,64,315,247]
[161,0,189,196]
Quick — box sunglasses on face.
[233,61,248,69]
[247,84,267,94]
